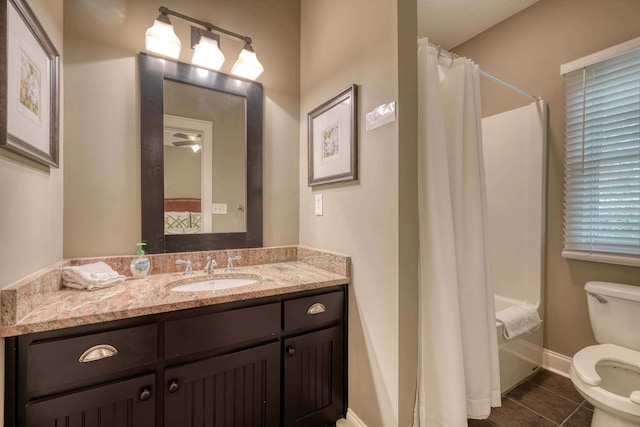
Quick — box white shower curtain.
[414,39,501,426]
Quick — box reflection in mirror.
[139,53,263,253]
[163,81,247,235]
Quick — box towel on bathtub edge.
[496,304,541,340]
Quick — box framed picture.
[308,84,357,186]
[0,0,60,167]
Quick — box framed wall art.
[0,0,60,167]
[307,84,357,186]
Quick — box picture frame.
[308,84,358,186]
[0,0,60,167]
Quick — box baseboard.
[336,409,368,427]
[542,348,572,378]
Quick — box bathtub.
[483,101,547,394]
[495,294,543,393]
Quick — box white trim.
[560,36,640,75]
[336,409,368,427]
[562,250,640,268]
[542,349,572,378]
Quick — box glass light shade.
[231,48,264,80]
[190,144,201,153]
[191,37,225,71]
[145,19,181,59]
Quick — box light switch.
[315,194,323,216]
[212,203,227,214]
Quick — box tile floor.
[468,369,593,426]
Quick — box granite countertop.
[0,247,350,337]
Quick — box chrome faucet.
[204,256,217,274]
[225,255,241,272]
[175,259,193,276]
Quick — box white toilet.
[570,281,640,427]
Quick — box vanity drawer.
[164,302,281,359]
[284,290,344,331]
[26,324,157,394]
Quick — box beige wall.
[300,0,418,425]
[454,0,640,358]
[0,0,64,286]
[396,0,419,425]
[0,1,64,422]
[63,0,300,257]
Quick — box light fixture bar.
[158,6,253,46]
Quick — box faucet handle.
[176,259,193,276]
[225,255,241,272]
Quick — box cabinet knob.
[140,386,152,401]
[286,345,296,357]
[168,379,180,393]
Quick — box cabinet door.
[164,341,280,427]
[283,325,344,427]
[24,374,155,427]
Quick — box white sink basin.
[170,277,258,292]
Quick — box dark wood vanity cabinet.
[283,326,344,426]
[25,374,156,427]
[282,291,345,427]
[164,342,281,426]
[5,285,347,427]
[161,302,282,426]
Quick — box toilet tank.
[585,281,640,351]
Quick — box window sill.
[562,250,640,268]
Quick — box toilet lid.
[573,343,640,387]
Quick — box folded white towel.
[496,304,541,340]
[62,262,125,291]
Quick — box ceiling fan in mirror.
[164,129,202,152]
[171,132,202,152]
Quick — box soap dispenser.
[130,242,151,278]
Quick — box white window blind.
[562,47,640,266]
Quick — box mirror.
[139,53,263,253]
[163,80,247,235]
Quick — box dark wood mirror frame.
[139,53,263,254]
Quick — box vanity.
[2,247,349,427]
[2,44,344,426]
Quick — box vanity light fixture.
[144,6,264,80]
[231,42,265,81]
[191,28,225,71]
[145,12,181,59]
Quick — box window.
[562,41,640,267]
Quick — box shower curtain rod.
[421,38,541,101]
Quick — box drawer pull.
[78,344,119,363]
[307,303,326,315]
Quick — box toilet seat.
[571,343,640,418]
[573,344,640,388]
